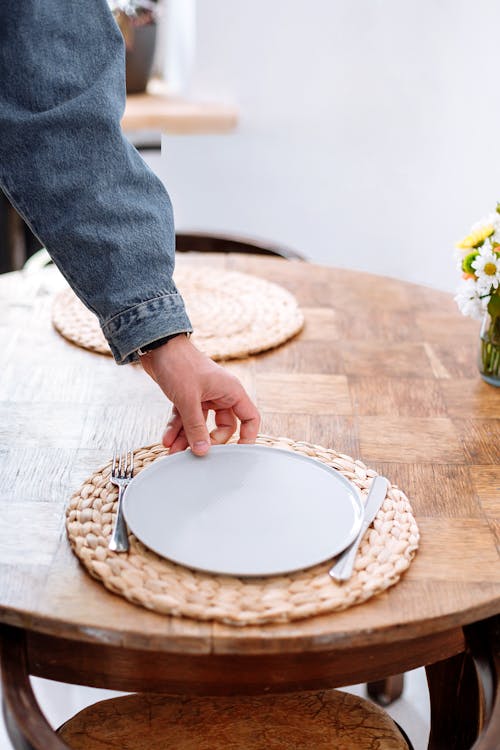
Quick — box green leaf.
[487,292,500,319]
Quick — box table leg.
[426,650,482,750]
[1,626,70,750]
[426,617,500,750]
[367,674,405,706]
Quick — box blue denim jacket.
[0,0,192,363]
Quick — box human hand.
[140,334,260,456]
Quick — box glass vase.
[479,312,500,386]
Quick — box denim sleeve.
[0,0,192,364]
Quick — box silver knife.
[329,476,389,582]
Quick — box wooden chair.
[175,230,307,260]
[56,691,412,750]
[1,626,411,750]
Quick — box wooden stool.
[58,690,411,749]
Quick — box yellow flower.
[456,224,495,249]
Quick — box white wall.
[155,0,500,291]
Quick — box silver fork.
[108,449,134,552]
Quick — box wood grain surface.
[57,691,409,749]
[0,254,498,662]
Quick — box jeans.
[0,0,191,363]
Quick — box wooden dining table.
[0,253,499,748]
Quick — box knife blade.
[329,475,389,582]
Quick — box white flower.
[471,248,500,293]
[454,278,490,320]
[454,246,467,270]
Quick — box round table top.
[0,254,498,656]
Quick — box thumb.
[176,396,211,456]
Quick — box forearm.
[0,0,191,363]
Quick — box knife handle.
[329,475,388,582]
[329,522,368,581]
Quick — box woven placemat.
[52,266,304,360]
[66,436,419,626]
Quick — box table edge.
[1,597,499,655]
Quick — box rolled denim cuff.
[102,293,193,364]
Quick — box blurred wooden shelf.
[122,80,238,135]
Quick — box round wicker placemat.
[66,436,419,626]
[52,266,304,360]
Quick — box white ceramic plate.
[123,444,363,577]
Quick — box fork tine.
[109,446,133,553]
[111,446,133,479]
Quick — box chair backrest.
[175,232,307,261]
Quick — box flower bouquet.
[454,205,500,386]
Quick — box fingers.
[210,408,237,445]
[164,388,259,455]
[149,340,260,456]
[163,401,255,454]
[168,431,189,455]
[175,396,211,456]
[162,408,183,448]
[162,410,189,454]
[231,390,261,444]
[163,406,209,456]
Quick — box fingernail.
[193,440,209,453]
